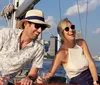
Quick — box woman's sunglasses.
[64,25,75,32]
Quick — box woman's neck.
[63,39,76,49]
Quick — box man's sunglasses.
[29,22,46,31]
[35,23,46,31]
[64,25,75,32]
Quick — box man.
[0,9,51,85]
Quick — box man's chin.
[33,36,38,40]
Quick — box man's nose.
[37,27,42,32]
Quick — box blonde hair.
[57,18,72,43]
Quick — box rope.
[85,0,88,41]
[9,0,11,4]
[76,0,83,38]
[45,0,62,44]
[1,3,15,21]
[58,0,62,20]
[58,0,62,49]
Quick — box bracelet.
[93,81,98,84]
[27,76,37,82]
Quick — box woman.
[37,18,99,85]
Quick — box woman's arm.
[36,49,67,83]
[36,52,62,83]
[80,39,98,85]
[45,54,62,78]
[45,50,66,79]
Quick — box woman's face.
[63,22,76,41]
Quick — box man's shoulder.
[0,27,11,31]
[0,28,13,34]
[34,40,44,49]
[0,28,22,37]
[0,28,20,32]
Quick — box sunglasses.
[35,23,46,31]
[28,22,46,31]
[64,25,75,32]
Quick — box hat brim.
[17,19,51,29]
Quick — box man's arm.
[20,66,38,85]
[27,66,38,82]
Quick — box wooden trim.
[15,82,78,85]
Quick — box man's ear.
[23,21,30,28]
[24,21,28,25]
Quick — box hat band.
[25,16,44,21]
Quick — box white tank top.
[64,44,89,79]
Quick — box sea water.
[39,59,66,77]
[25,59,100,82]
[25,59,100,76]
[38,59,100,76]
[38,59,100,83]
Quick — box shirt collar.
[18,29,35,47]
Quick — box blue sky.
[0,0,100,56]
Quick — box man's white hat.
[17,9,51,29]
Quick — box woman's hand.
[44,72,52,80]
[93,83,99,85]
[36,72,53,84]
[93,81,100,85]
[36,76,44,84]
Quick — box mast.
[12,0,40,28]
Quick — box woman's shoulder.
[56,47,68,59]
[59,46,68,53]
[76,38,85,42]
[76,39,86,47]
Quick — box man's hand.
[0,79,3,85]
[0,75,9,85]
[20,76,33,85]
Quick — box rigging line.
[9,0,10,3]
[58,0,62,20]
[45,29,61,43]
[76,0,83,38]
[85,0,88,40]
[58,0,62,50]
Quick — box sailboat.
[0,0,100,85]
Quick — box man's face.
[24,21,46,40]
